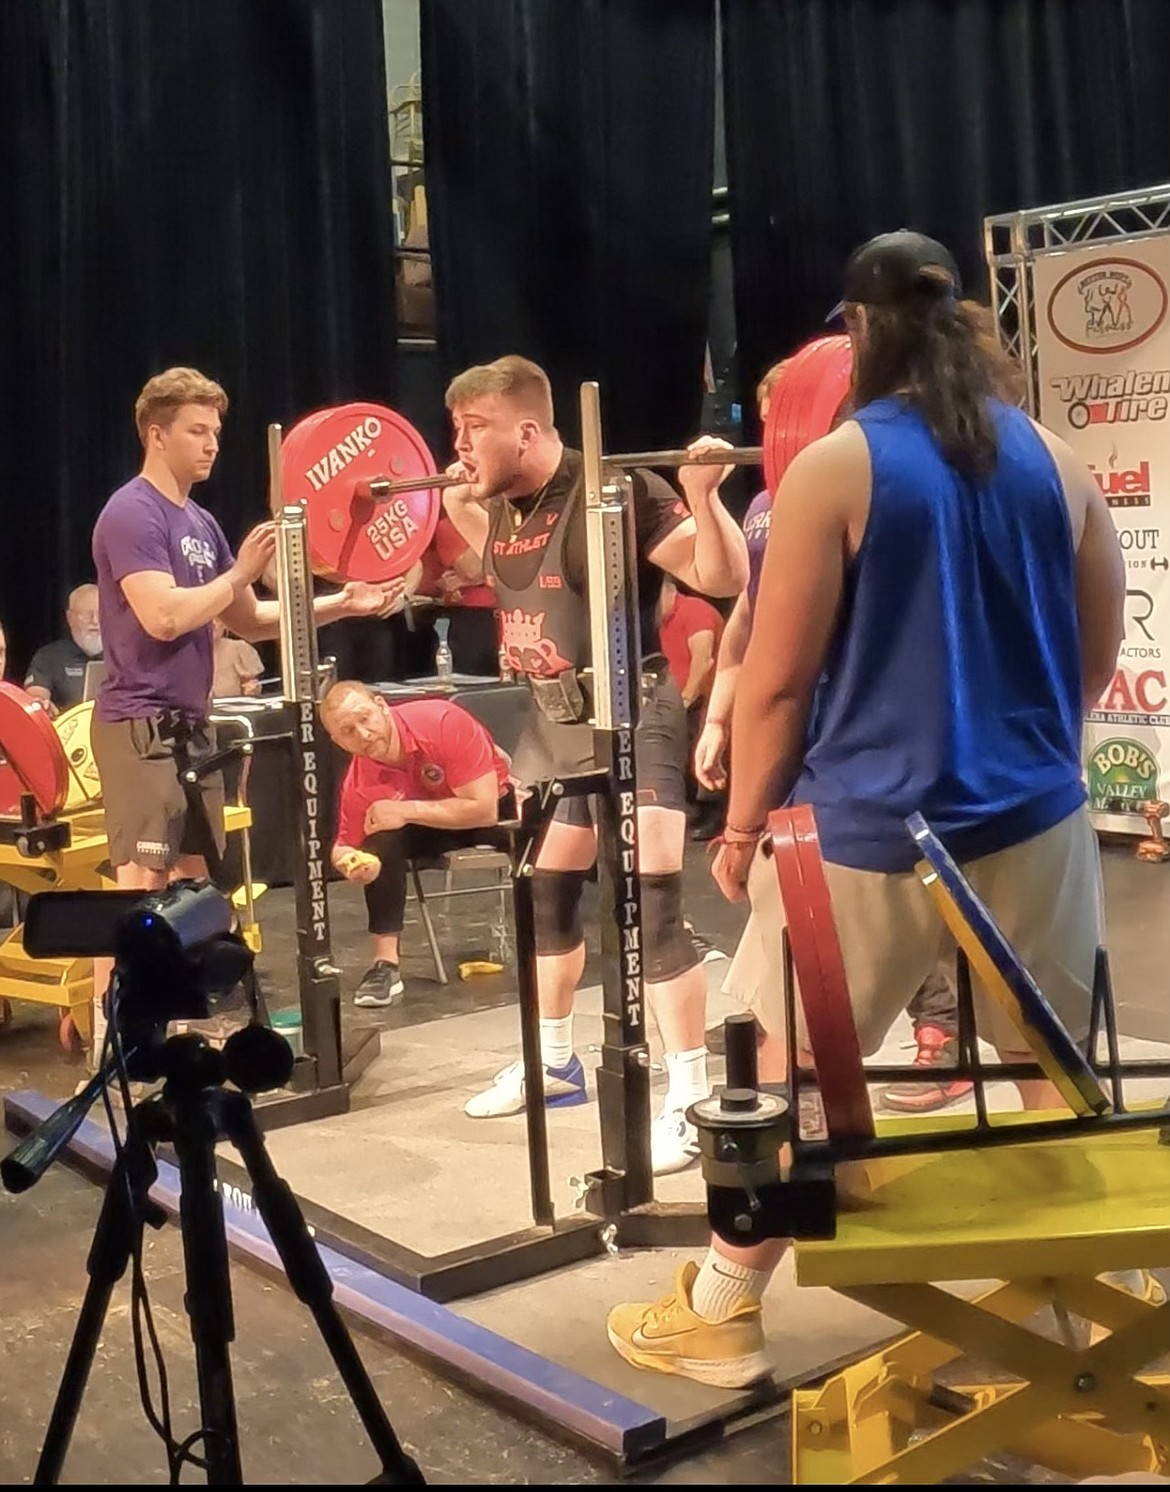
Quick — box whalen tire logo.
[1046,257,1168,356]
[1050,369,1170,428]
[1088,737,1159,812]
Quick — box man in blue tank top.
[607,230,1126,1389]
[699,354,972,1113]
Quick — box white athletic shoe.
[651,1107,701,1176]
[464,1054,587,1118]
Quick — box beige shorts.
[724,807,1104,1057]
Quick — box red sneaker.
[879,1025,973,1113]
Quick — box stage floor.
[4,836,1170,1477]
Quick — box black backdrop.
[0,0,399,673]
[420,0,716,454]
[722,0,1170,436]
[7,0,1170,667]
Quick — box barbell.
[276,334,853,583]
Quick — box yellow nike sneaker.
[606,1262,770,1389]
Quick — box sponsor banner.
[1033,236,1170,832]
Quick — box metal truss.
[984,183,1170,413]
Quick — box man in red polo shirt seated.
[322,679,512,1007]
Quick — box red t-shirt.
[417,517,496,608]
[660,595,724,698]
[335,697,510,848]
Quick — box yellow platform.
[0,802,254,1047]
[791,1113,1170,1483]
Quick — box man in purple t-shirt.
[90,367,401,994]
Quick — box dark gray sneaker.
[354,961,405,1008]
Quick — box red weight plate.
[769,804,874,1144]
[762,335,853,497]
[270,406,331,516]
[0,683,70,818]
[280,402,441,582]
[275,405,346,577]
[788,805,875,1142]
[771,815,870,1147]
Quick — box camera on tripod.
[4,879,425,1486]
[24,880,254,1080]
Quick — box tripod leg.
[35,1128,162,1485]
[220,1093,426,1485]
[170,1113,244,1485]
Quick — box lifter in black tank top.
[439,355,749,1176]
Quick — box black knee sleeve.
[531,868,588,954]
[641,871,699,983]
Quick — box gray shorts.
[91,714,226,872]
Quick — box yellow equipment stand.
[791,1114,1170,1483]
[0,801,255,1050]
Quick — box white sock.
[664,1046,709,1113]
[1103,1268,1149,1298]
[91,998,107,1067]
[539,1015,574,1071]
[691,1247,772,1322]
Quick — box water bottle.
[435,618,454,684]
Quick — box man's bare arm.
[644,438,750,597]
[367,770,501,833]
[1032,421,1125,706]
[681,628,717,706]
[727,430,865,828]
[121,569,241,642]
[441,464,491,562]
[119,523,275,642]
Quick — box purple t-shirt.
[743,488,772,616]
[92,477,234,721]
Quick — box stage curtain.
[0,0,398,670]
[420,0,716,453]
[721,0,1170,433]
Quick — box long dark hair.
[846,267,1024,479]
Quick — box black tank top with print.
[485,447,690,680]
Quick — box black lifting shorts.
[510,662,688,828]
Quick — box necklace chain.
[509,476,554,532]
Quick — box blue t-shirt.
[92,476,234,721]
[790,398,1086,872]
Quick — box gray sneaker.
[354,961,405,1008]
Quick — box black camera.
[24,880,253,1077]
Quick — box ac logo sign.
[1093,669,1169,721]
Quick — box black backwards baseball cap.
[827,230,962,322]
